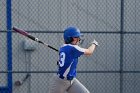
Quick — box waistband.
[57,74,74,80]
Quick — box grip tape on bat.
[48,45,59,52]
[28,35,58,52]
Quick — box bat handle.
[38,41,59,52]
[48,45,59,52]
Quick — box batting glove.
[91,39,99,46]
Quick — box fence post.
[7,0,12,92]
[120,0,124,93]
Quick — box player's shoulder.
[61,44,85,52]
[72,45,86,52]
[60,44,72,50]
[61,44,79,48]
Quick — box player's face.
[72,37,81,45]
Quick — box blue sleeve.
[72,45,85,57]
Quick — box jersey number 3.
[59,52,65,67]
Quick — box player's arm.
[84,39,98,56]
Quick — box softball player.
[48,26,98,93]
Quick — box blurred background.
[0,0,140,93]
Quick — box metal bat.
[14,74,30,86]
[13,27,59,52]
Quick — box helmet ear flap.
[65,37,73,44]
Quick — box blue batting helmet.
[63,26,81,43]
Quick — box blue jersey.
[58,44,85,78]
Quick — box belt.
[58,74,74,80]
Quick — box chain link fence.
[0,0,140,93]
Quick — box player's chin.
[77,42,81,45]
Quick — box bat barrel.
[13,27,28,36]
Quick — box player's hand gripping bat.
[12,27,59,52]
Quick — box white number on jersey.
[59,52,65,67]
